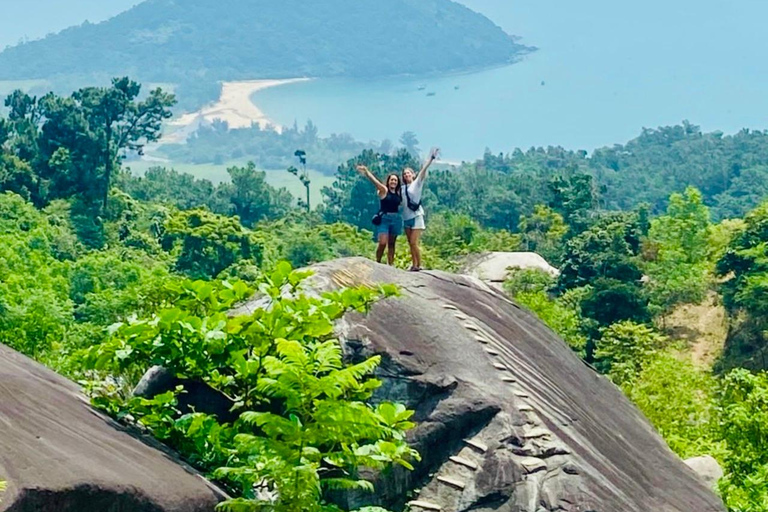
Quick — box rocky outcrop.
[685,456,724,490]
[134,365,238,423]
[461,252,559,290]
[0,344,225,512]
[241,257,725,512]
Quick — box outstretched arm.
[417,147,440,182]
[356,164,387,197]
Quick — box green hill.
[0,0,531,86]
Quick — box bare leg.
[376,233,388,263]
[404,227,417,269]
[409,228,423,269]
[387,235,397,265]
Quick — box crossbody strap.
[404,183,421,211]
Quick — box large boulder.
[461,252,559,289]
[0,345,225,512]
[237,257,725,512]
[685,456,724,489]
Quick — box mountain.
[0,0,137,49]
[0,0,531,85]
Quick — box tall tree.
[399,131,420,157]
[225,162,293,225]
[73,77,176,210]
[548,172,599,235]
[643,187,711,319]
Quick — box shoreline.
[165,78,311,143]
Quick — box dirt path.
[663,292,727,369]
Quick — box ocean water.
[254,0,768,162]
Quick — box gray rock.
[461,251,560,286]
[0,344,226,512]
[133,366,238,424]
[685,455,724,489]
[254,257,725,512]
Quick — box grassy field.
[125,159,335,208]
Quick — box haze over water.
[255,0,768,162]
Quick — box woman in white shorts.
[401,147,439,271]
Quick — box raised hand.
[356,164,369,175]
[429,147,441,161]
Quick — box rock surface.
[685,455,725,489]
[461,252,559,289]
[0,344,225,512]
[237,257,725,512]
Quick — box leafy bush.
[162,208,264,279]
[594,321,667,384]
[717,369,768,508]
[82,263,417,512]
[505,270,588,357]
[622,352,722,459]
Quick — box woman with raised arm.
[356,164,403,265]
[401,147,439,271]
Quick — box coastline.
[166,78,311,143]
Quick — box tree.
[1,79,175,211]
[518,204,568,265]
[161,208,264,279]
[557,212,645,292]
[717,200,768,317]
[643,187,711,319]
[580,277,650,329]
[649,187,711,265]
[117,166,216,210]
[288,149,311,212]
[72,77,176,210]
[622,352,719,459]
[716,369,768,511]
[594,321,666,384]
[227,162,289,226]
[548,172,598,234]
[504,269,588,357]
[399,131,420,157]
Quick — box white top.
[401,177,425,220]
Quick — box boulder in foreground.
[0,345,225,512]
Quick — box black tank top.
[380,191,401,214]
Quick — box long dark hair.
[385,173,402,199]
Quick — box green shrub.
[82,263,417,512]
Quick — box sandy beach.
[166,78,310,142]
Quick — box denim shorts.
[373,213,403,241]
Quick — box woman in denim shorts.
[356,164,403,265]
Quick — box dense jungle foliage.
[3,79,768,511]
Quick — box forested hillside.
[168,119,768,222]
[3,78,768,511]
[0,0,531,108]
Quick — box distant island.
[0,0,533,107]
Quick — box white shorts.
[404,215,425,230]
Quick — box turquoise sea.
[254,0,768,162]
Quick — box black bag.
[372,211,383,226]
[404,184,421,212]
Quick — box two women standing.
[356,147,439,270]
